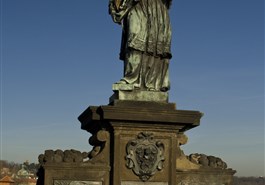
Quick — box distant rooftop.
[0,175,15,183]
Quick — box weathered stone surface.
[176,168,236,185]
[109,90,168,103]
[37,163,110,185]
[54,180,102,185]
[112,83,134,91]
[188,153,228,169]
[39,149,89,164]
[176,150,201,171]
[77,102,204,185]
[177,133,188,146]
[122,182,168,185]
[125,132,165,182]
[38,101,235,185]
[110,100,176,110]
[78,104,203,133]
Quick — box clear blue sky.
[0,0,264,177]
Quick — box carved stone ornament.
[125,132,165,181]
[54,180,102,185]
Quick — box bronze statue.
[109,0,172,92]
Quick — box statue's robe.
[110,0,172,91]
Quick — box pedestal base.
[38,163,110,185]
[110,90,169,103]
[176,169,236,185]
[37,101,235,185]
[78,101,203,185]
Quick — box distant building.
[0,168,11,177]
[14,164,37,185]
[0,176,15,185]
[17,164,30,178]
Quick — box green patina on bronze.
[109,0,172,92]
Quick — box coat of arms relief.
[125,132,165,181]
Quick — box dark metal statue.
[109,0,173,92]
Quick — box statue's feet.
[115,79,140,89]
[160,87,169,92]
[147,87,156,91]
[115,79,128,84]
[146,87,169,92]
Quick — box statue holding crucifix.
[109,0,172,92]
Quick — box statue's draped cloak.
[120,0,172,60]
[112,0,172,91]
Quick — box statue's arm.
[108,0,125,24]
[109,0,119,23]
[109,0,140,24]
[108,0,116,18]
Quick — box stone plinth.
[38,162,110,185]
[38,101,235,185]
[176,168,236,185]
[109,90,169,103]
[78,101,203,185]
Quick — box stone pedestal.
[78,101,203,185]
[109,90,169,103]
[176,169,236,185]
[37,100,235,185]
[39,163,110,185]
